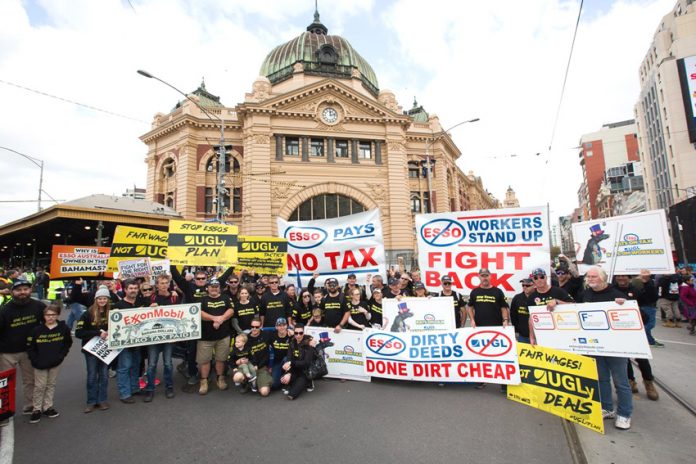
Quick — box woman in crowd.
[293,289,314,325]
[281,323,314,400]
[232,287,261,333]
[346,287,371,330]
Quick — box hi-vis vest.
[48,280,65,300]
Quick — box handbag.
[306,347,328,380]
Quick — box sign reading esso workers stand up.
[277,209,386,287]
[416,206,550,297]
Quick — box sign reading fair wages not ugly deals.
[107,225,168,272]
[416,206,550,297]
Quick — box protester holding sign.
[75,287,112,413]
[232,287,260,333]
[439,276,466,328]
[114,280,146,404]
[197,279,234,395]
[510,278,535,343]
[293,290,314,326]
[367,288,383,328]
[260,276,292,328]
[346,287,371,330]
[466,268,509,329]
[320,278,350,333]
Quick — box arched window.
[289,194,364,221]
[206,154,240,173]
[161,158,176,178]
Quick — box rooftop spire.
[307,0,328,35]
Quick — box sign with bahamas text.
[107,225,168,272]
[507,343,603,434]
[277,209,386,287]
[416,206,550,297]
[305,326,370,382]
[363,326,520,384]
[572,210,674,276]
[167,220,238,266]
[237,236,287,274]
[530,301,652,359]
[382,297,456,332]
[82,337,122,365]
[50,245,112,279]
[108,303,202,349]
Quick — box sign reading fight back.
[50,245,112,279]
[416,206,550,296]
[167,220,238,266]
[277,209,386,287]
[363,326,520,384]
[507,343,603,434]
[236,236,288,275]
[107,225,168,272]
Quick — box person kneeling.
[281,323,314,400]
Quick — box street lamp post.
[137,70,228,223]
[422,118,480,213]
[0,146,44,212]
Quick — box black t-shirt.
[261,291,291,327]
[509,292,532,337]
[467,287,508,327]
[320,293,350,327]
[235,300,260,331]
[200,295,233,340]
[246,331,270,367]
[0,299,46,353]
[579,284,626,303]
[658,275,681,301]
[292,303,313,325]
[440,291,465,328]
[529,286,574,307]
[368,298,383,327]
[348,300,370,329]
[559,276,584,301]
[269,330,291,365]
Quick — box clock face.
[322,107,338,124]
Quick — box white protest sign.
[108,303,202,349]
[117,257,152,279]
[149,259,170,277]
[382,297,456,332]
[82,336,122,365]
[572,210,674,276]
[277,209,386,287]
[305,326,370,382]
[363,326,520,384]
[416,206,550,297]
[529,301,652,359]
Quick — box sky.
[0,0,676,227]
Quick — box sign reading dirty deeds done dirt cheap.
[277,209,386,287]
[49,245,113,278]
[382,297,456,332]
[572,210,674,276]
[167,220,238,266]
[305,326,370,382]
[507,343,604,434]
[363,326,520,384]
[108,303,202,349]
[107,225,168,272]
[236,236,288,275]
[529,301,652,359]
[416,206,550,297]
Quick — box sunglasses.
[303,294,311,298]
[532,275,546,280]
[269,281,279,285]
[195,277,206,281]
[229,281,239,284]
[443,282,452,285]
[295,331,304,335]
[555,271,567,275]
[251,325,261,329]
[522,284,533,287]
[141,288,153,291]
[479,274,490,277]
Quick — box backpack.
[305,346,328,380]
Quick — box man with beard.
[0,280,46,425]
[320,278,350,333]
[260,277,291,328]
[114,280,147,404]
[197,279,234,395]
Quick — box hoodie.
[27,322,73,369]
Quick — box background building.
[140,12,498,265]
[502,186,520,208]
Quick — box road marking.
[0,417,14,464]
[659,339,696,346]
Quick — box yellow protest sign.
[167,220,238,266]
[237,236,287,274]
[107,226,168,272]
[507,343,604,434]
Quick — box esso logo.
[366,333,406,356]
[465,330,513,357]
[420,219,466,247]
[343,345,355,354]
[623,233,639,242]
[284,226,328,249]
[423,314,436,322]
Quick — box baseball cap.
[519,278,533,285]
[208,279,221,286]
[372,287,383,294]
[255,281,265,289]
[388,277,399,286]
[347,273,357,279]
[414,282,426,290]
[478,268,491,275]
[530,268,547,277]
[275,317,288,326]
[441,275,453,284]
[325,278,338,286]
[11,280,31,289]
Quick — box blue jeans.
[146,343,174,391]
[595,356,632,418]
[516,335,530,343]
[35,285,45,300]
[117,348,142,399]
[84,353,109,405]
[642,306,657,344]
[271,358,287,390]
[67,303,86,330]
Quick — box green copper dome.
[259,12,379,96]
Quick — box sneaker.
[165,388,175,399]
[217,375,228,391]
[199,378,209,395]
[615,415,631,430]
[650,341,665,347]
[602,409,616,420]
[43,408,59,418]
[282,388,289,395]
[306,380,315,392]
[22,406,33,415]
[251,379,258,393]
[144,391,154,403]
[29,410,42,424]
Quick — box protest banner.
[50,245,112,279]
[363,326,520,384]
[149,259,170,277]
[167,220,238,266]
[416,206,550,296]
[237,236,287,274]
[572,210,674,276]
[117,257,152,279]
[382,297,456,332]
[0,368,16,422]
[507,343,603,434]
[82,337,122,365]
[529,301,652,359]
[106,225,168,272]
[277,209,386,287]
[305,326,370,382]
[108,303,202,349]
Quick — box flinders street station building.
[140,11,500,264]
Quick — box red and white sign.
[277,209,386,287]
[0,368,16,421]
[416,206,550,296]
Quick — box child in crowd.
[26,304,72,423]
[231,333,257,386]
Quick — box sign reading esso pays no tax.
[277,209,386,287]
